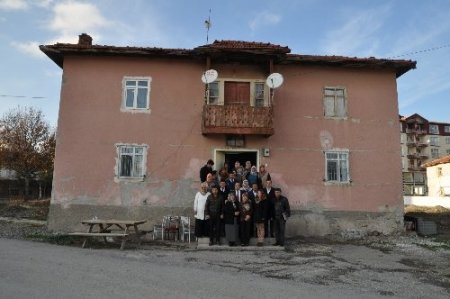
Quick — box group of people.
[194,159,290,247]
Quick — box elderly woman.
[253,190,267,246]
[247,166,260,187]
[239,192,253,246]
[193,182,210,238]
[223,192,240,246]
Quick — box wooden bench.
[68,232,130,250]
[69,219,147,250]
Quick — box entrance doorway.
[214,149,259,172]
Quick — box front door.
[224,82,250,105]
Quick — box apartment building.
[400,113,450,195]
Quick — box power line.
[388,44,450,59]
[0,95,46,99]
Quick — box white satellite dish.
[266,73,284,89]
[201,69,218,84]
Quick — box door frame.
[213,148,260,171]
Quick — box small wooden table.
[69,219,147,250]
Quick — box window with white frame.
[444,125,450,133]
[116,145,147,178]
[431,148,439,159]
[207,82,219,105]
[205,80,268,106]
[254,82,265,107]
[429,136,439,146]
[429,124,439,134]
[325,150,349,183]
[123,77,151,110]
[323,87,347,118]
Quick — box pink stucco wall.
[52,55,402,218]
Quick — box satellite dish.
[266,73,284,89]
[201,69,218,84]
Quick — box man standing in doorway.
[273,188,290,246]
[200,159,214,183]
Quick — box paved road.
[0,238,384,299]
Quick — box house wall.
[426,164,450,196]
[49,56,404,238]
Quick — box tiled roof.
[422,155,450,167]
[201,40,290,51]
[39,34,416,77]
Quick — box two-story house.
[40,34,415,238]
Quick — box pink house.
[40,34,415,238]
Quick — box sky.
[1,0,450,127]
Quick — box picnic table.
[69,219,147,250]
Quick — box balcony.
[408,166,425,171]
[202,104,274,136]
[407,154,420,159]
[406,128,427,135]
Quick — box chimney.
[78,33,92,46]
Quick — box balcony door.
[224,82,250,105]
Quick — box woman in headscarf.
[247,165,260,187]
[193,182,210,238]
[241,179,252,193]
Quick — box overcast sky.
[1,0,450,127]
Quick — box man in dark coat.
[205,185,223,245]
[263,179,276,237]
[273,188,291,246]
[200,159,214,183]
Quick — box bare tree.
[0,107,55,199]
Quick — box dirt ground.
[1,200,450,298]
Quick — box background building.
[400,114,450,195]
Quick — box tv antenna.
[265,73,284,106]
[204,9,212,44]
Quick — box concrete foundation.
[48,203,404,240]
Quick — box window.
[207,82,219,105]
[123,77,151,110]
[400,134,406,144]
[446,149,450,155]
[323,87,347,118]
[205,80,268,107]
[444,125,450,133]
[254,82,265,107]
[226,135,245,147]
[325,150,349,183]
[429,136,439,146]
[429,124,439,134]
[431,148,439,159]
[446,137,450,144]
[116,145,147,178]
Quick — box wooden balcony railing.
[202,104,274,136]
